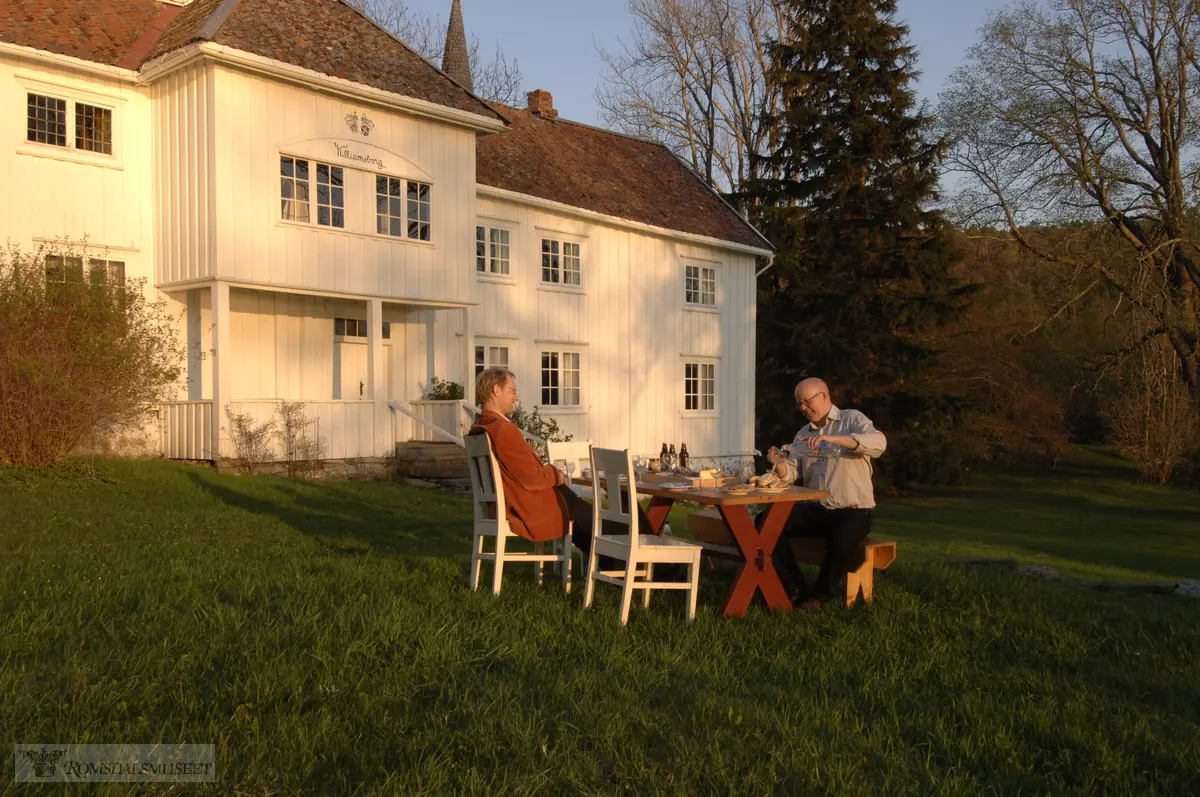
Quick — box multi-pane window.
[280,156,310,222]
[44,255,83,283]
[334,317,391,339]
[541,238,581,286]
[27,94,114,154]
[87,258,125,288]
[540,350,581,407]
[474,343,510,377]
[75,103,113,154]
[685,265,717,306]
[27,93,67,147]
[377,177,432,241]
[407,181,431,241]
[315,163,345,228]
[685,362,716,411]
[476,226,511,275]
[281,157,342,227]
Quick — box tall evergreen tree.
[746,0,973,486]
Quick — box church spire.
[441,0,473,91]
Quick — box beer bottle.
[668,444,677,471]
[660,442,669,470]
[679,443,689,470]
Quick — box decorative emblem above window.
[344,111,374,137]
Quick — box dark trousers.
[556,485,653,560]
[761,503,872,601]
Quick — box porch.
[159,281,478,461]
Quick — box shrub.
[509,404,571,460]
[0,243,183,468]
[275,400,326,478]
[225,407,275,475]
[422,377,464,401]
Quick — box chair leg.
[619,567,635,625]
[561,529,573,594]
[469,533,483,590]
[534,541,545,586]
[643,563,653,609]
[686,556,700,622]
[492,534,506,596]
[583,548,598,609]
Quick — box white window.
[44,255,125,287]
[540,350,581,407]
[476,226,511,275]
[685,265,716,307]
[281,157,344,227]
[684,361,716,411]
[474,343,510,377]
[334,317,391,339]
[541,238,581,286]
[376,177,431,241]
[27,93,113,155]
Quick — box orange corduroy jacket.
[468,410,569,542]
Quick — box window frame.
[684,263,718,309]
[333,317,391,340]
[475,223,514,279]
[537,348,583,410]
[538,234,585,291]
[374,175,433,242]
[18,79,122,168]
[280,156,346,229]
[683,359,717,415]
[473,341,511,378]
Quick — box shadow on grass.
[186,470,469,560]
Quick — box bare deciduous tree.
[346,0,524,105]
[596,0,786,197]
[939,0,1200,409]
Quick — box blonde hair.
[475,367,515,407]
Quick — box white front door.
[334,342,391,400]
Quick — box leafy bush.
[509,404,571,460]
[421,377,464,401]
[0,243,182,468]
[275,400,326,478]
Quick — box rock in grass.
[1018,564,1062,579]
[1176,578,1200,598]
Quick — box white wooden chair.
[583,446,703,624]
[465,434,573,595]
[546,440,593,574]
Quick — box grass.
[1,449,1198,795]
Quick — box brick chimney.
[526,89,557,121]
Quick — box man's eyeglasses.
[795,391,826,409]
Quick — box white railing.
[161,401,214,460]
[223,400,395,460]
[389,401,463,446]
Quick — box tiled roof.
[148,0,500,119]
[478,104,770,252]
[0,0,166,66]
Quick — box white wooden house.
[0,0,772,464]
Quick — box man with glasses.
[759,377,888,611]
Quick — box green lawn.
[1,451,1198,795]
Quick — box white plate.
[653,481,694,490]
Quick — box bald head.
[794,378,832,424]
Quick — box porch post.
[211,281,230,460]
[462,305,473,399]
[367,298,384,399]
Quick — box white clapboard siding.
[162,401,215,460]
[202,65,477,303]
[1,52,154,285]
[223,400,396,460]
[469,196,760,460]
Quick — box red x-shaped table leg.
[644,496,675,534]
[718,502,795,618]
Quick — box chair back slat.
[589,446,639,547]
[465,433,505,526]
[546,440,593,484]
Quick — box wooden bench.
[687,510,896,607]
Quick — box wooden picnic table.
[573,476,828,618]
